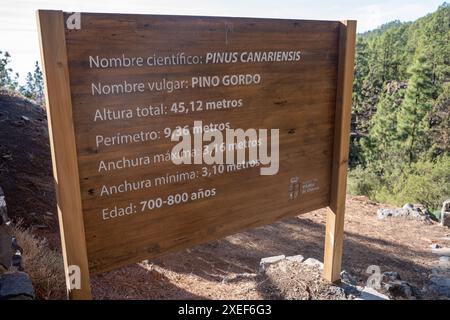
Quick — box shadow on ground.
[90,210,436,299]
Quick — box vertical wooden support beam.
[37,10,92,299]
[323,20,356,283]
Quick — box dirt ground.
[1,91,449,299]
[90,196,448,299]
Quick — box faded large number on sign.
[37,10,356,299]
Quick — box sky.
[0,0,444,83]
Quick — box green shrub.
[393,155,450,210]
[347,166,381,198]
[347,155,450,210]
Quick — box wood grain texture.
[61,13,341,274]
[37,10,92,299]
[40,11,355,285]
[323,20,357,283]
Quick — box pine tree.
[32,61,44,104]
[0,51,18,90]
[362,81,406,172]
[22,71,35,99]
[414,3,449,96]
[19,61,45,104]
[430,83,450,156]
[397,54,435,165]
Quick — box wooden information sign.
[37,10,356,299]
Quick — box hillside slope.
[0,91,57,238]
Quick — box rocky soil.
[89,197,450,300]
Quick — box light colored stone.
[259,255,285,272]
[285,255,304,263]
[355,286,390,300]
[430,243,442,249]
[377,205,432,223]
[0,186,10,225]
[403,203,414,210]
[302,258,324,269]
[431,248,450,256]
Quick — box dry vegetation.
[12,221,65,299]
[258,260,349,300]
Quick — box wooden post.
[323,20,356,283]
[37,10,92,299]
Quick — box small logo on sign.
[66,12,81,30]
[288,177,300,200]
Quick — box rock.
[302,258,324,269]
[403,203,414,210]
[325,285,347,298]
[259,255,285,272]
[340,270,357,285]
[11,236,22,253]
[356,286,390,300]
[441,199,450,227]
[377,204,432,223]
[0,186,10,225]
[382,271,401,282]
[377,208,395,219]
[384,280,414,299]
[285,255,304,263]
[430,243,442,249]
[414,203,430,215]
[339,282,360,296]
[0,272,34,299]
[11,251,22,270]
[429,275,450,297]
[431,247,450,257]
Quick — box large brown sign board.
[37,10,356,299]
